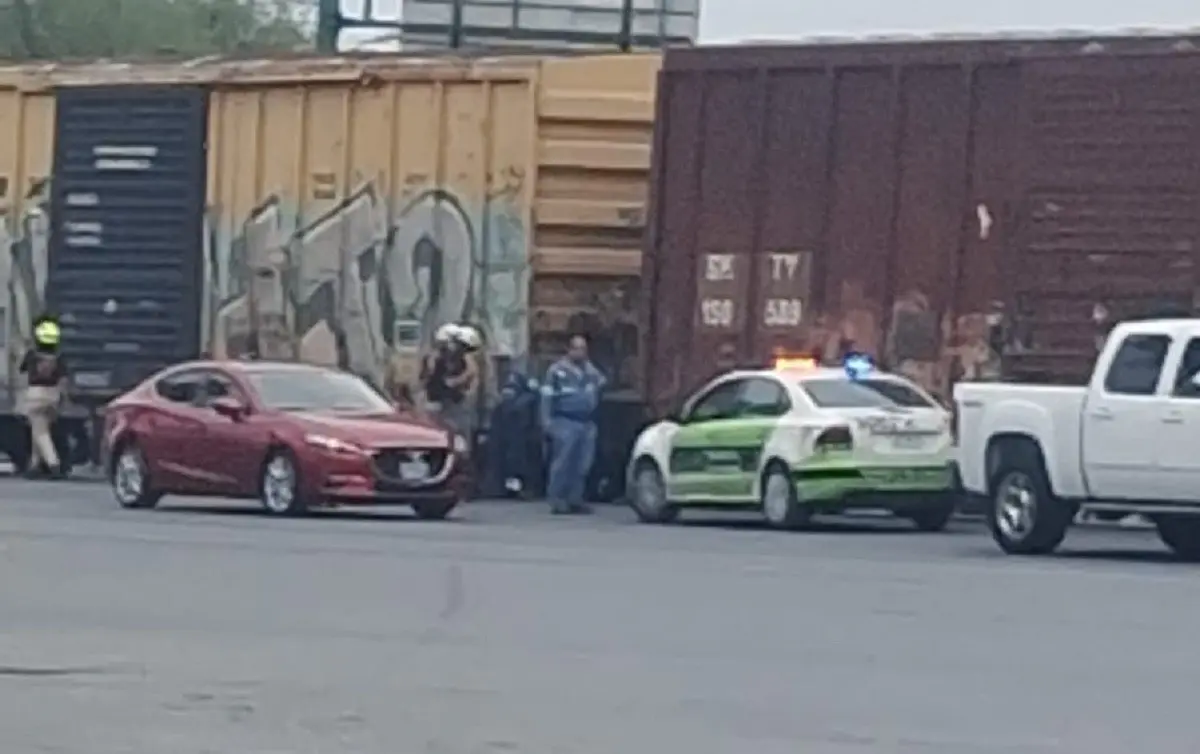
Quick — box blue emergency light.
[843,352,874,380]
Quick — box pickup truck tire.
[1153,516,1200,561]
[988,442,1072,555]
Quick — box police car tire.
[630,460,679,524]
[761,464,812,530]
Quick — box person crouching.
[20,316,68,479]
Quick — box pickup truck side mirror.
[1190,371,1200,389]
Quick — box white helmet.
[434,323,459,344]
[454,324,482,351]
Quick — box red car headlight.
[304,434,369,456]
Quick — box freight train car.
[642,31,1200,417]
[0,51,658,474]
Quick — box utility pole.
[448,0,464,48]
[11,0,46,58]
[617,0,634,51]
[316,0,341,53]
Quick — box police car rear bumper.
[794,463,955,504]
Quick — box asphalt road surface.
[0,481,1196,754]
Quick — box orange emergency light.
[772,355,818,371]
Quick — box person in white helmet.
[420,323,479,438]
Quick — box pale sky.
[336,0,1200,49]
[699,0,1200,42]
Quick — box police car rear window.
[801,378,933,409]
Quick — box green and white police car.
[627,355,958,530]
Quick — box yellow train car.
[0,51,659,414]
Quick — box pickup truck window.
[801,378,933,409]
[1171,338,1200,398]
[1103,334,1170,396]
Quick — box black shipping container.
[48,85,208,402]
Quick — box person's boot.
[48,464,67,480]
[569,503,594,515]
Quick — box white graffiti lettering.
[206,182,529,398]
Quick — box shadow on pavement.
[155,503,463,524]
[1055,548,1188,564]
[955,542,1196,565]
[674,516,943,535]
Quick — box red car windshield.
[246,369,394,413]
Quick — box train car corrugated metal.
[201,52,656,400]
[0,75,55,411]
[643,33,1200,415]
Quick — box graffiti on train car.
[0,177,51,372]
[203,176,529,399]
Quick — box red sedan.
[103,360,470,518]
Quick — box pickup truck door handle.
[1162,412,1185,424]
[1089,408,1114,420]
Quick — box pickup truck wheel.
[1154,516,1200,561]
[988,446,1072,555]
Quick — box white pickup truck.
[956,318,1200,558]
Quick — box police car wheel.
[761,464,812,530]
[630,460,678,524]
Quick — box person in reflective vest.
[19,316,68,479]
[541,333,606,515]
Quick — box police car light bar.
[772,355,818,371]
[843,352,874,380]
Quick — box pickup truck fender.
[968,401,1086,500]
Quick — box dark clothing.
[422,349,469,405]
[20,349,66,387]
[484,373,542,497]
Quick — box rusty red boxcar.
[642,32,1200,415]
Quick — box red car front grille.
[371,448,450,484]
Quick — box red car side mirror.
[210,396,247,421]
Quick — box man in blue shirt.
[541,334,606,515]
